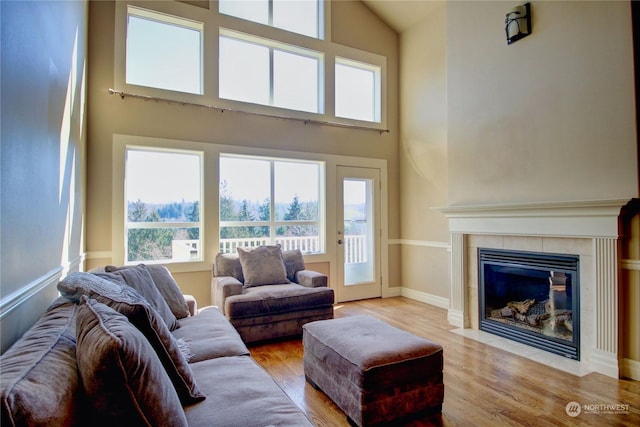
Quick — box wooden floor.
[249,297,640,427]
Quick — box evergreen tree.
[187,201,200,240]
[258,198,270,221]
[284,195,303,221]
[237,200,255,238]
[128,199,148,222]
[219,180,237,239]
[281,194,307,237]
[127,200,172,261]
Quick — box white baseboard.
[399,287,449,309]
[382,286,402,297]
[622,358,640,381]
[589,348,620,379]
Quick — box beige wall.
[446,1,637,205]
[399,1,637,296]
[86,1,400,304]
[399,2,450,299]
[621,206,640,380]
[398,0,638,376]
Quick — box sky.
[221,157,320,203]
[127,151,367,206]
[126,150,201,204]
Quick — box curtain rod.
[108,89,390,134]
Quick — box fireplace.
[479,248,580,360]
[440,200,628,378]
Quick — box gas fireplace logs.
[490,298,573,331]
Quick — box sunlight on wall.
[59,27,86,274]
[59,29,77,203]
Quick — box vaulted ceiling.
[360,0,442,33]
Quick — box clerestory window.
[118,0,385,129]
[335,57,381,123]
[219,29,323,113]
[126,6,203,95]
[218,0,321,39]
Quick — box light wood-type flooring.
[249,297,640,426]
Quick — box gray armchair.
[212,246,334,344]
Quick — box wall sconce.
[505,3,531,45]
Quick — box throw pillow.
[75,296,188,427]
[96,264,179,330]
[237,245,289,287]
[58,272,206,405]
[106,264,190,319]
[214,252,244,283]
[283,249,306,283]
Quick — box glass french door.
[335,166,381,302]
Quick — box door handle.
[337,239,344,245]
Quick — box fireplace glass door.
[479,249,580,360]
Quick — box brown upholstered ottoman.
[303,315,444,426]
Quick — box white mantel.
[439,199,630,378]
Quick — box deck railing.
[219,235,368,263]
[171,235,368,263]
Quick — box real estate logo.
[565,401,581,417]
[565,401,631,417]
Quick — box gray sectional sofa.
[0,264,313,426]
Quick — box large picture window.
[125,147,202,263]
[219,155,323,254]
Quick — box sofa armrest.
[211,276,244,314]
[295,270,328,288]
[183,294,197,316]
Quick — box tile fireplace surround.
[440,199,630,379]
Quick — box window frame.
[219,0,324,40]
[218,28,324,114]
[219,154,326,254]
[335,57,382,123]
[112,134,388,278]
[125,5,205,95]
[123,146,204,265]
[114,1,387,130]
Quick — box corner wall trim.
[85,250,113,260]
[0,255,84,320]
[391,239,450,249]
[0,267,62,319]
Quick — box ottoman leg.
[305,375,321,391]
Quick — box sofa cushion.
[237,245,289,287]
[105,264,190,319]
[58,272,205,405]
[75,297,188,427]
[282,249,306,283]
[0,298,84,427]
[95,264,179,330]
[225,284,334,318]
[184,356,313,427]
[171,306,250,363]
[214,252,244,283]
